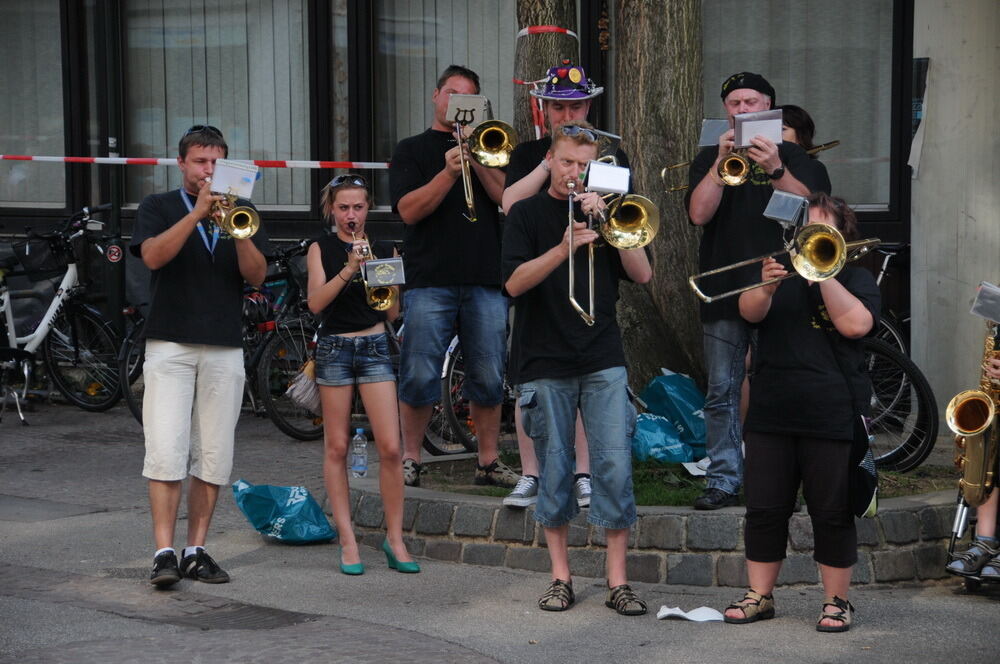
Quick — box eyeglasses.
[558,125,598,142]
[183,124,223,138]
[326,174,368,189]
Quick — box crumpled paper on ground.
[656,605,725,622]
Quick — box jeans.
[702,318,752,495]
[519,367,637,529]
[398,286,507,407]
[314,332,394,386]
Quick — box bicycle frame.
[2,262,79,357]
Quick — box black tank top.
[315,234,393,334]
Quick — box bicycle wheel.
[256,322,323,441]
[118,321,145,425]
[42,305,122,411]
[874,314,908,356]
[435,343,517,456]
[862,337,939,472]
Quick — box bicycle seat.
[875,242,909,256]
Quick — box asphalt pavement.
[1,401,998,663]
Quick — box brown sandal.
[816,595,854,633]
[538,579,574,611]
[605,584,647,616]
[724,589,775,624]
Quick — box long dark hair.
[777,104,816,152]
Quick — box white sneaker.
[574,475,592,508]
[503,475,539,508]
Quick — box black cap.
[720,72,775,103]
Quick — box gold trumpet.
[350,231,396,311]
[661,140,842,193]
[718,149,751,186]
[687,223,880,303]
[213,193,260,239]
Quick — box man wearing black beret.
[686,72,831,510]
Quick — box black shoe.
[180,549,230,584]
[149,550,181,587]
[694,488,738,510]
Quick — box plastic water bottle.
[350,428,368,478]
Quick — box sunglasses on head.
[183,124,223,138]
[327,174,368,189]
[558,125,598,142]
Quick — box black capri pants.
[743,431,858,568]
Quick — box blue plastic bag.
[638,370,707,459]
[232,479,337,544]
[631,413,692,463]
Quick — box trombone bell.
[469,120,517,168]
[602,195,659,250]
[718,150,751,186]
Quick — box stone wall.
[347,488,959,587]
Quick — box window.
[702,0,895,210]
[0,1,65,208]
[122,0,311,209]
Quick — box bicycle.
[120,240,322,440]
[871,242,910,356]
[862,337,939,472]
[0,204,122,423]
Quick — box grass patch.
[417,455,961,506]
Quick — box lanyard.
[179,189,219,258]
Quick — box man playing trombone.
[687,72,831,510]
[389,65,517,489]
[503,121,651,615]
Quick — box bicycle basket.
[11,236,69,281]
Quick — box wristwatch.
[768,165,785,180]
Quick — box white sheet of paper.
[657,605,725,622]
[210,159,259,199]
[681,456,711,477]
[737,118,782,147]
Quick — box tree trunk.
[613,0,705,389]
[513,2,577,141]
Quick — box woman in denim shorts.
[305,174,418,575]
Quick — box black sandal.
[605,584,647,616]
[816,595,854,633]
[723,589,775,624]
[538,579,574,611]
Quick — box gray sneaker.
[503,475,539,508]
[403,458,422,487]
[574,475,592,508]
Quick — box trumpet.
[212,193,260,239]
[687,222,880,303]
[350,230,396,311]
[661,140,842,193]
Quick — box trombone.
[455,118,519,223]
[660,140,842,193]
[566,179,660,326]
[687,222,880,303]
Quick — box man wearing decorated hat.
[686,71,831,510]
[499,62,629,511]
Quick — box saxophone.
[945,322,1000,507]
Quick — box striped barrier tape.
[0,155,390,169]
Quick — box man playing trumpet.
[503,121,651,615]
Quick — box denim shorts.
[314,332,395,387]
[519,366,638,530]
[398,286,507,407]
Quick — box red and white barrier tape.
[516,25,579,39]
[0,155,389,169]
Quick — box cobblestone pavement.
[2,402,1000,663]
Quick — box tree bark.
[513,2,577,140]
[613,0,705,388]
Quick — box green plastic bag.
[232,479,336,544]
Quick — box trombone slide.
[566,184,596,327]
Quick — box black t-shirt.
[130,189,270,347]
[744,265,881,441]
[686,142,831,322]
[502,191,628,385]
[389,129,502,288]
[504,137,632,191]
[315,234,392,334]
